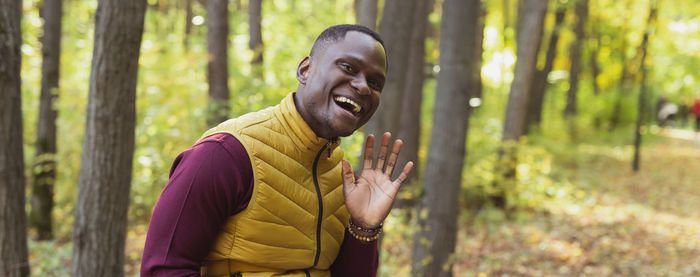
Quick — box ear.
[296,56,311,84]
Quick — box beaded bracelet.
[347,223,381,242]
[348,218,383,235]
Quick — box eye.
[368,79,383,91]
[338,62,356,74]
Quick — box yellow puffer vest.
[198,93,350,277]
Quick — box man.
[141,24,413,276]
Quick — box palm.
[342,133,414,229]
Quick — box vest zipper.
[311,142,330,268]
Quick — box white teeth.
[334,96,362,114]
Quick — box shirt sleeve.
[330,230,379,277]
[140,133,379,276]
[140,133,254,277]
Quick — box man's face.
[295,31,387,139]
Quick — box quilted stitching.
[200,94,349,275]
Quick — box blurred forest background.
[2,0,700,276]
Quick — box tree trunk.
[503,0,548,142]
[470,1,486,101]
[589,20,602,127]
[564,0,587,118]
[610,36,629,130]
[495,0,548,209]
[503,0,511,48]
[395,0,432,191]
[207,0,230,126]
[0,0,30,276]
[363,0,416,159]
[30,0,62,241]
[632,3,657,172]
[590,30,600,96]
[70,0,146,276]
[159,0,168,13]
[526,3,566,132]
[184,0,193,48]
[248,0,263,66]
[410,0,479,275]
[355,0,378,30]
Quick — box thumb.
[341,159,356,194]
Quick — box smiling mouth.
[333,96,362,115]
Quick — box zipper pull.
[327,141,332,159]
[326,138,339,160]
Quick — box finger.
[362,134,375,170]
[384,139,403,176]
[382,161,414,198]
[341,160,356,195]
[375,132,391,171]
[393,161,414,186]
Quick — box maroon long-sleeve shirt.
[141,133,378,276]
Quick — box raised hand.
[341,132,414,229]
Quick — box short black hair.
[309,24,385,57]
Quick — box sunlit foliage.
[18,0,700,275]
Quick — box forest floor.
[380,129,700,277]
[26,129,700,276]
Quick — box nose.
[350,75,370,96]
